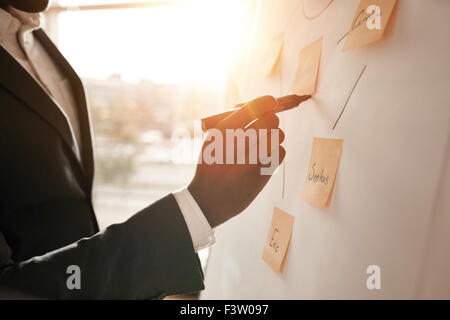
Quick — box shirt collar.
[8,6,41,30]
[0,6,42,43]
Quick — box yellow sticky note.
[300,137,343,208]
[262,207,294,273]
[263,33,284,76]
[291,36,323,95]
[343,0,398,51]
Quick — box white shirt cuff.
[172,187,215,252]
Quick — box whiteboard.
[201,0,450,299]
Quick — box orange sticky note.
[291,36,322,96]
[262,207,294,273]
[300,137,343,208]
[343,0,398,51]
[263,33,284,76]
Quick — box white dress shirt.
[0,6,215,252]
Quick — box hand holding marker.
[201,94,311,131]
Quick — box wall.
[201,0,450,299]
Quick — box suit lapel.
[0,29,95,193]
[34,29,95,191]
[0,43,80,162]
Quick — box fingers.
[257,128,285,165]
[276,94,311,111]
[247,112,284,155]
[248,144,286,179]
[202,105,286,172]
[201,102,246,130]
[217,95,277,130]
[278,146,286,164]
[205,94,310,131]
[201,110,234,131]
[247,111,279,130]
[221,125,285,166]
[268,127,285,146]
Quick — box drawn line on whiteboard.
[332,65,367,130]
[282,133,286,199]
[337,5,383,45]
[336,30,349,45]
[279,62,286,200]
[302,0,335,20]
[282,121,286,199]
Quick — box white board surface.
[201,0,450,299]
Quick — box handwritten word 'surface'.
[308,162,329,185]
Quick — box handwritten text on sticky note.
[262,207,294,273]
[291,36,322,95]
[300,137,343,208]
[263,33,284,76]
[343,0,398,51]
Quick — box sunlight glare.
[57,0,246,85]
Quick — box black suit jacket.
[0,29,204,299]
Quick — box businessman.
[0,0,291,299]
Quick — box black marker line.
[336,30,349,45]
[281,117,286,200]
[332,65,367,130]
[337,8,381,45]
[302,0,335,20]
[279,66,286,200]
[282,148,286,199]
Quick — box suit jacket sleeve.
[0,194,205,299]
